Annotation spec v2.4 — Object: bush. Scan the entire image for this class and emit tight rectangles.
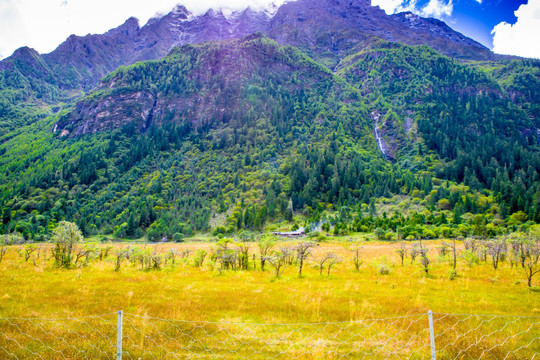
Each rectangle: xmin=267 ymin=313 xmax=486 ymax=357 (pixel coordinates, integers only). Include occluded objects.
xmin=193 ymin=249 xmax=207 ymax=267
xmin=50 ymin=221 xmax=84 ymax=268
xmin=173 ymin=233 xmax=184 ymax=242
xmin=378 ymin=264 xmax=390 ymax=275
xmin=317 ymin=234 xmax=327 ymax=242
xmin=146 ymin=229 xmax=160 ymax=242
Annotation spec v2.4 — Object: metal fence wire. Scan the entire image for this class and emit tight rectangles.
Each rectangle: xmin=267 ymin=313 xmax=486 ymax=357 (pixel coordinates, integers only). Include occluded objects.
xmin=0 ymin=311 xmax=539 ymax=359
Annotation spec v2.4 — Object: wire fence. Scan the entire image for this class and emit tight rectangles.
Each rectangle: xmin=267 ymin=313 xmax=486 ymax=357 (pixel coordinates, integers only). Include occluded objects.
xmin=1 ymin=311 xmax=539 ymax=359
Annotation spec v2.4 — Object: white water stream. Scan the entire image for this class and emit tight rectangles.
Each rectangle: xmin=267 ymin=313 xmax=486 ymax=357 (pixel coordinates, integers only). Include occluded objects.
xmin=374 ymin=124 xmax=387 ymax=159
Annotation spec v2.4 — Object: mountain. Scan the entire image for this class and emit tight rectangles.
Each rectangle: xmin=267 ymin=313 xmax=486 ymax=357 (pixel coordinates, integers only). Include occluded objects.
xmin=0 ymin=0 xmax=491 ymax=94
xmin=267 ymin=0 xmax=492 ymax=67
xmin=0 ymin=1 xmax=538 ymax=241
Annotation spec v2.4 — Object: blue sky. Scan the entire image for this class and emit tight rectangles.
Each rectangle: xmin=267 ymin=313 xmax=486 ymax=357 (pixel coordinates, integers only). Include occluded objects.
xmin=449 ymin=0 xmax=527 ymax=48
xmin=0 ymin=0 xmax=538 ymax=59
xmin=372 ymin=0 xmax=539 ymax=58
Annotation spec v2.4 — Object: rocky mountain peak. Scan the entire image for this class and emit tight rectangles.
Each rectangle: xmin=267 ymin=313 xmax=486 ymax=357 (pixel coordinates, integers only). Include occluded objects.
xmin=0 ymin=0 xmax=498 ymax=93
xmin=107 ymin=17 xmax=141 ymax=37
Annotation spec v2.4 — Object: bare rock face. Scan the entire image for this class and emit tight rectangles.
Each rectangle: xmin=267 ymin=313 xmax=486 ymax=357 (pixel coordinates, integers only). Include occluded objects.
xmin=58 ymin=91 xmax=157 ymax=136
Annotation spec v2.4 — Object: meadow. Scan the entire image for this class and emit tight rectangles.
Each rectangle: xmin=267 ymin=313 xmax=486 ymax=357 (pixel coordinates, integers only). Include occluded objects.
xmin=1 ymin=237 xmax=539 ymax=358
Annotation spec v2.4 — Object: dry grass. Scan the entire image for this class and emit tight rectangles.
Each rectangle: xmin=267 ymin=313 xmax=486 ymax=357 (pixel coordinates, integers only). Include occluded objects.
xmin=0 ymin=239 xmax=539 ymax=358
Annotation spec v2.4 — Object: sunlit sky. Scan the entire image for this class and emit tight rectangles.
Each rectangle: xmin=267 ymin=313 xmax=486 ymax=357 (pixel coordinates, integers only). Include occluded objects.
xmin=0 ymin=0 xmax=538 ymax=60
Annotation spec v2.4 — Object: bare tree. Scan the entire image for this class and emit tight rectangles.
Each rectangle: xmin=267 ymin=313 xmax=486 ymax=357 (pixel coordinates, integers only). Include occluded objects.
xmin=442 ymin=239 xmax=458 ymax=272
xmin=395 ymin=243 xmax=407 ymax=266
xmin=295 ymin=241 xmax=316 ymax=277
xmin=410 ymin=243 xmax=421 ymax=264
xmin=99 ymin=245 xmax=113 ymax=261
xmin=511 ymin=230 xmax=540 ymax=287
xmin=264 ymin=248 xmax=291 ymax=278
xmin=180 ymin=249 xmax=192 ymax=260
xmin=477 ymin=242 xmax=488 ymax=263
xmin=508 ymin=233 xmax=528 ymax=269
xmin=317 ymin=252 xmax=340 ymax=276
xmin=74 ymin=242 xmax=99 ymax=267
xmin=345 ymin=240 xmax=364 ymax=271
xmin=151 ymin=252 xmax=163 ymax=270
xmin=487 ymin=239 xmax=506 ymax=270
xmin=419 ymin=245 xmax=430 ymax=275
xmin=283 ymin=246 xmax=296 ymax=266
xmin=0 ymin=244 xmax=7 ymax=264
xmin=464 ymin=238 xmax=477 ymax=253
xmin=437 ymin=243 xmax=449 ymax=257
xmin=326 ymin=253 xmax=342 ymax=276
xmin=523 ymin=238 xmax=540 ymax=287
xmin=165 ymin=249 xmax=179 ymax=266
xmin=257 ymin=235 xmax=275 ymax=271
xmin=114 ymin=248 xmax=130 ymax=271
xmin=20 ymin=244 xmax=38 ymax=262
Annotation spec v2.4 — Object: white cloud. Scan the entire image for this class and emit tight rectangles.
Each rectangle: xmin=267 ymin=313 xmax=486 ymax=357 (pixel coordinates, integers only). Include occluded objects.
xmin=492 ymin=0 xmax=540 ymax=59
xmin=371 ymin=0 xmax=407 ymax=13
xmin=419 ymin=0 xmax=452 ymax=19
xmin=0 ymin=0 xmax=287 ymax=59
xmin=371 ymin=0 xmax=452 ymax=20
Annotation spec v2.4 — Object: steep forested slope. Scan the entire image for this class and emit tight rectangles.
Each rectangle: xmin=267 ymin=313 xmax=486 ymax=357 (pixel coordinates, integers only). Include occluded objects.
xmin=0 ymin=34 xmax=538 ymax=241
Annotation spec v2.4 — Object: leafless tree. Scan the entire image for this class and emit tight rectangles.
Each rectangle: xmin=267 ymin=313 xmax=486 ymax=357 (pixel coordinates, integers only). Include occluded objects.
xmin=395 ymin=243 xmax=407 ymax=266
xmin=523 ymin=238 xmax=540 ymax=287
xmin=437 ymin=243 xmax=449 ymax=257
xmin=487 ymin=239 xmax=506 ymax=270
xmin=295 ymin=241 xmax=316 ymax=277
xmin=114 ymin=248 xmax=130 ymax=271
xmin=74 ymin=243 xmax=99 ymax=267
xmin=326 ymin=253 xmax=342 ymax=276
xmin=464 ymin=238 xmax=477 ymax=253
xmin=165 ymin=249 xmax=179 ymax=266
xmin=20 ymin=244 xmax=38 ymax=262
xmin=151 ymin=252 xmax=163 ymax=270
xmin=257 ymin=235 xmax=275 ymax=271
xmin=0 ymin=241 xmax=7 ymax=264
xmin=100 ymin=245 xmax=113 ymax=261
xmin=419 ymin=246 xmax=430 ymax=275
xmin=345 ymin=240 xmax=364 ymax=271
xmin=442 ymin=239 xmax=458 ymax=272
xmin=477 ymin=242 xmax=488 ymax=263
xmin=410 ymin=243 xmax=421 ymax=264
xmin=264 ymin=247 xmax=291 ymax=278
xmin=283 ymin=246 xmax=296 ymax=266
xmin=508 ymin=234 xmax=528 ymax=269
xmin=317 ymin=252 xmax=340 ymax=276
xmin=180 ymin=249 xmax=192 ymax=260
xmin=511 ymin=230 xmax=540 ymax=287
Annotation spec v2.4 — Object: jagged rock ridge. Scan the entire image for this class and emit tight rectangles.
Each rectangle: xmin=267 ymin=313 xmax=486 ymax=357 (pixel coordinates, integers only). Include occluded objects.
xmin=0 ymin=0 xmax=492 ymax=93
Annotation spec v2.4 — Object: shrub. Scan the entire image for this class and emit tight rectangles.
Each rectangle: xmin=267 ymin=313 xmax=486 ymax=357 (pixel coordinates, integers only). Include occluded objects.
xmin=173 ymin=233 xmax=184 ymax=242
xmin=50 ymin=221 xmax=84 ymax=268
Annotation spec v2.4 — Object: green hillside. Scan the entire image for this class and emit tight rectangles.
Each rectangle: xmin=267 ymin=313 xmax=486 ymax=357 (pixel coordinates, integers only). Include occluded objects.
xmin=0 ymin=35 xmax=539 ymax=241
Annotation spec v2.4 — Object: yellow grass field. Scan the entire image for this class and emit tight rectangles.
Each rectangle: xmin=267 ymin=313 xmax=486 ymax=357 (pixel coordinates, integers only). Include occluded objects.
xmin=1 ymin=239 xmax=539 ymax=359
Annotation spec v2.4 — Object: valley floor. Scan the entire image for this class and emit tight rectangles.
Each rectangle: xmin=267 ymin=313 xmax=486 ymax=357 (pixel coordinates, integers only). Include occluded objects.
xmin=0 ymin=239 xmax=539 ymax=358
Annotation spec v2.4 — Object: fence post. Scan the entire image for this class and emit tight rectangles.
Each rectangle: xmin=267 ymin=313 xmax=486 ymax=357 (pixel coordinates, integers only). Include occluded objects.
xmin=116 ymin=310 xmax=123 ymax=360
xmin=428 ymin=310 xmax=436 ymax=360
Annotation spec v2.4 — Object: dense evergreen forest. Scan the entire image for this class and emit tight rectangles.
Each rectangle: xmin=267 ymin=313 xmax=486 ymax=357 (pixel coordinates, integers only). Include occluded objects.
xmin=0 ymin=35 xmax=539 ymax=241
